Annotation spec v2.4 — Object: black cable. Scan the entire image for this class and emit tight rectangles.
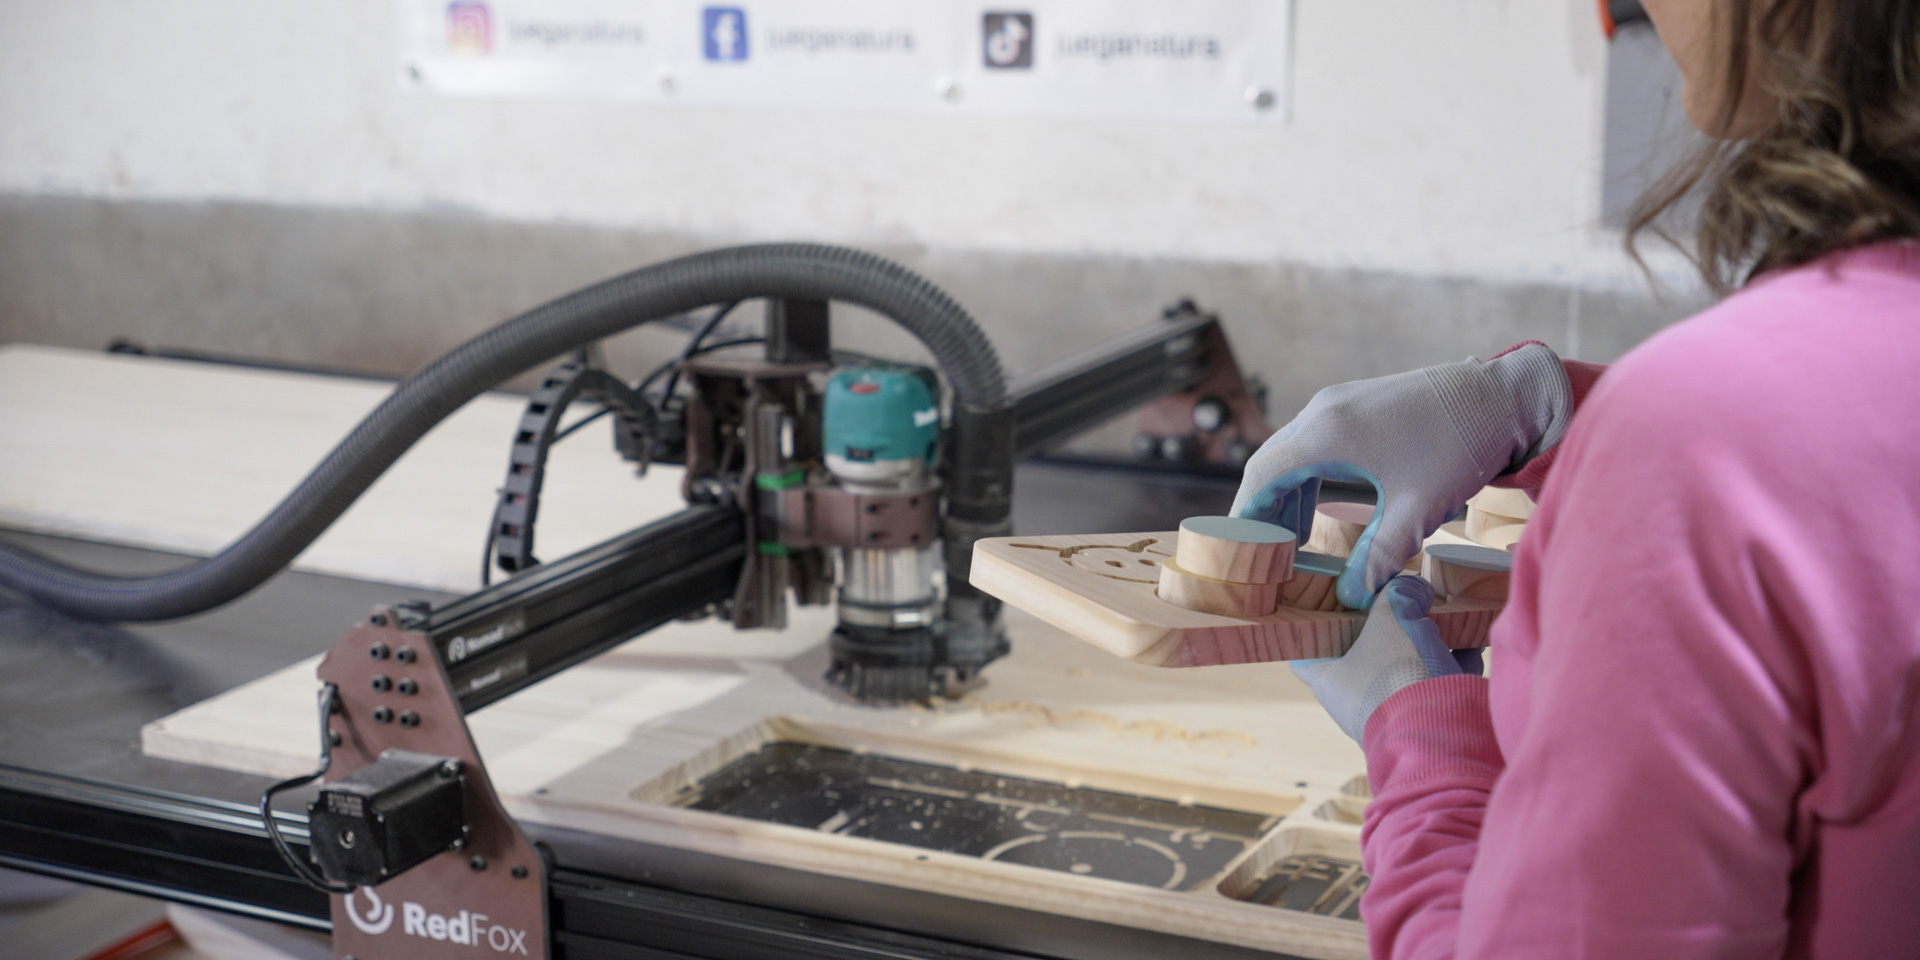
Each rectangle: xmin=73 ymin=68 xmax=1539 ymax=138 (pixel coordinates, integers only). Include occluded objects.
xmin=481 ymin=314 xmax=753 ymax=587
xmin=656 ymin=300 xmax=742 ymax=404
xmin=0 ymin=244 xmax=1008 ymax=621
xmin=551 ymin=335 xmax=768 ymax=447
xmin=259 ymin=683 xmax=355 ymax=894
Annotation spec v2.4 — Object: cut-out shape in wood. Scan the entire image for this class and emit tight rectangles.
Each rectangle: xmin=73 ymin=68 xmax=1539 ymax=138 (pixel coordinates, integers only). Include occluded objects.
xmin=973 ymin=517 xmax=1501 ymax=668
xmin=1153 ymin=518 xmax=1295 ymax=618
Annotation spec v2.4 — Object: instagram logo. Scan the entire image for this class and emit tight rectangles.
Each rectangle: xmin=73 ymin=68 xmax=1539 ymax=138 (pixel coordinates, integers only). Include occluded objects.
xmin=447 ymin=0 xmax=492 ymax=55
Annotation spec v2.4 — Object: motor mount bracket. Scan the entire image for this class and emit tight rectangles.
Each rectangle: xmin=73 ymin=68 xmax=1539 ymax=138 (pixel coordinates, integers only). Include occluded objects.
xmin=317 ymin=610 xmax=549 ymax=960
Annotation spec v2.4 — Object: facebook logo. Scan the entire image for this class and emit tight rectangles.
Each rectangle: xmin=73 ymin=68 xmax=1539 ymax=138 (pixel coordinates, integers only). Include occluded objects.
xmin=703 ymin=7 xmax=749 ymax=62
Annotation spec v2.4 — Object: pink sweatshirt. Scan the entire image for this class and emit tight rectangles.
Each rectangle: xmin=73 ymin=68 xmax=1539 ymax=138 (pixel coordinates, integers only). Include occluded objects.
xmin=1360 ymin=241 xmax=1920 ymax=959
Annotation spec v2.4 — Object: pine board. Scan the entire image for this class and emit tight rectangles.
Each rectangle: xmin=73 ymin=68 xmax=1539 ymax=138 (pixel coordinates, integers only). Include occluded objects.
xmin=971 ymin=533 xmax=1501 ymax=668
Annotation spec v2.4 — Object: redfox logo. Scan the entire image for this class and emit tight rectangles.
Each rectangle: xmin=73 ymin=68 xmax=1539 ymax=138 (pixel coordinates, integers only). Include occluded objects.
xmin=344 ymin=887 xmax=529 ymax=954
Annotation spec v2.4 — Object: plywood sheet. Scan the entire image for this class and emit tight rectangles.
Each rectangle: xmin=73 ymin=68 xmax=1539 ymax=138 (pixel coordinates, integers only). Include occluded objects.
xmin=143 ymin=605 xmax=1376 ymax=959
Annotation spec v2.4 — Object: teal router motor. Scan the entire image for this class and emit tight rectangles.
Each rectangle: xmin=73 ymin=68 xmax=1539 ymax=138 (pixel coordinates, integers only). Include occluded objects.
xmin=822 ymin=367 xmax=946 ymax=697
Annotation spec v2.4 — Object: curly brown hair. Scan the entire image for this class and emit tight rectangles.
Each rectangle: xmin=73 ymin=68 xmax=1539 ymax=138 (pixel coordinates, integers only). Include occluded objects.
xmin=1630 ymin=0 xmax=1920 ymax=294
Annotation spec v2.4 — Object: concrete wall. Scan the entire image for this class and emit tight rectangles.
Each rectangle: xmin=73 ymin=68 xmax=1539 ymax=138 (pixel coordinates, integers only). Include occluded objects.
xmin=0 ymin=1 xmax=1710 ymax=445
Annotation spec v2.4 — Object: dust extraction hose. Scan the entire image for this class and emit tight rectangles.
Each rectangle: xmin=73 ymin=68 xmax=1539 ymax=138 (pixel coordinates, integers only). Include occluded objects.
xmin=0 ymin=244 xmax=1009 ymax=622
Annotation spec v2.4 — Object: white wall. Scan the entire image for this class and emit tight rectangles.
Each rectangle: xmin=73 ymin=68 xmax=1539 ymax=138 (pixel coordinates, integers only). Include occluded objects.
xmin=0 ymin=1 xmax=1679 ymax=290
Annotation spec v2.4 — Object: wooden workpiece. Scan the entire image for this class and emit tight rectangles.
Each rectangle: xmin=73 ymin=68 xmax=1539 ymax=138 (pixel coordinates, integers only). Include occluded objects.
xmin=1304 ymin=502 xmax=1373 ymax=559
xmin=971 ymin=520 xmax=1501 ymax=669
xmin=1174 ymin=516 xmax=1296 ymax=582
xmin=1422 ymin=543 xmax=1513 ymax=601
xmin=1154 ymin=517 xmax=1294 ymax=618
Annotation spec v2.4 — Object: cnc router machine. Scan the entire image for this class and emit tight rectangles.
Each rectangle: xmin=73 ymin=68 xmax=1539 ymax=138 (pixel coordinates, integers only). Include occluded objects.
xmin=0 ymin=246 xmax=1407 ymax=960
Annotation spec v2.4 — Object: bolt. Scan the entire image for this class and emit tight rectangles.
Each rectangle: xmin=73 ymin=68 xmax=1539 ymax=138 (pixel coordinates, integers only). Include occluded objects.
xmin=398 ymin=710 xmax=420 ymax=728
xmin=372 ymin=706 xmax=393 ymax=724
xmin=369 ymin=643 xmax=390 ymax=661
xmin=440 ymin=760 xmax=462 ymax=779
xmin=395 ymin=647 xmax=418 ymax=665
xmin=397 ymin=678 xmax=418 ymax=696
xmin=1192 ymin=397 xmax=1230 ymax=434
xmin=511 ymin=865 xmax=529 ymax=879
xmin=370 ymin=613 xmax=388 ymax=627
xmin=451 ymin=838 xmax=466 ymax=850
xmin=470 ymin=855 xmax=487 ymax=871
xmin=371 ymin=675 xmax=392 ymax=693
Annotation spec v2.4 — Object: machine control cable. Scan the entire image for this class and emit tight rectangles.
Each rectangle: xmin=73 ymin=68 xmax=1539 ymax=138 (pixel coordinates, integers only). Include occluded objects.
xmin=257 ymin=682 xmax=356 ymax=895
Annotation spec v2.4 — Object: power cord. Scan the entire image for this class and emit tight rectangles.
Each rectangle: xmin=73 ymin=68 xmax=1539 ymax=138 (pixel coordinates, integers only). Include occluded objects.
xmin=258 ymin=682 xmax=356 ymax=894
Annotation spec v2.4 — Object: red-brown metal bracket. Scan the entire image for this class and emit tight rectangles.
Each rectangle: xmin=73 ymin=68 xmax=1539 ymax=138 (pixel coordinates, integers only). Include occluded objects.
xmin=318 ymin=609 xmax=548 ymax=960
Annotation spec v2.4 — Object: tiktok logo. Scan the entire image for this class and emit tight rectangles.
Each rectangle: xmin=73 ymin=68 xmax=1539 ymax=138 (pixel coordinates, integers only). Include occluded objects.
xmin=703 ymin=6 xmax=749 ymax=62
xmin=345 ymin=887 xmax=395 ymax=935
xmin=983 ymin=12 xmax=1033 ymax=69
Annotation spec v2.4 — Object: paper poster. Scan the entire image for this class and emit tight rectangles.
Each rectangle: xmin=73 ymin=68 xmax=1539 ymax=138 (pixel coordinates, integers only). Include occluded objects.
xmin=398 ymin=0 xmax=1293 ymax=123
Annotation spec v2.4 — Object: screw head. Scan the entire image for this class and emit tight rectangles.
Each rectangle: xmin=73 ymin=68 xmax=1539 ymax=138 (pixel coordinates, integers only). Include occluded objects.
xmin=395 ymin=647 xmax=418 ymax=665
xmin=328 ymin=730 xmax=342 ymax=747
xmin=440 ymin=760 xmax=462 ymax=779
xmin=370 ymin=613 xmax=389 ymax=627
xmin=397 ymin=678 xmax=418 ymax=696
xmin=369 ymin=643 xmax=390 ymax=661
xmin=1192 ymin=397 xmax=1231 ymax=434
xmin=470 ymin=855 xmax=487 ymax=871
xmin=398 ymin=710 xmax=420 ymax=728
xmin=371 ymin=675 xmax=392 ymax=693
xmin=372 ymin=706 xmax=394 ymax=724
xmin=511 ymin=865 xmax=529 ymax=879
xmin=1246 ymin=86 xmax=1277 ymax=111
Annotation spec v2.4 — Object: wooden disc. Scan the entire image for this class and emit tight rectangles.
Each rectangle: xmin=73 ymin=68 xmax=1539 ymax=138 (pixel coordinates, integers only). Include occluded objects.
xmin=1305 ymin=501 xmax=1373 ymax=558
xmin=1173 ymin=517 xmax=1296 ymax=584
xmin=1422 ymin=543 xmax=1513 ymax=601
xmin=1156 ymin=557 xmax=1282 ymax=618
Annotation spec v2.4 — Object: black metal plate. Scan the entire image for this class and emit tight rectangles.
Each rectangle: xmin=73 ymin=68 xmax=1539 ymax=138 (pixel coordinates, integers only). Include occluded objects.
xmin=674 ymin=743 xmax=1276 ymax=893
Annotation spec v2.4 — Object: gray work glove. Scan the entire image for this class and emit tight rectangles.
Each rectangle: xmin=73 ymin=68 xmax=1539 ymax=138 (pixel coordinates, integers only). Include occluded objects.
xmin=1291 ymin=576 xmax=1484 ymax=742
xmin=1231 ymin=344 xmax=1571 ymax=609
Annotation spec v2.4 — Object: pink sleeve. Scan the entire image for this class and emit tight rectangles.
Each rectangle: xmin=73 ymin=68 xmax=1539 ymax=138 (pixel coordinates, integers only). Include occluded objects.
xmin=1359 ymin=678 xmax=1502 ymax=960
xmin=1358 ymin=342 xmax=1812 ymax=959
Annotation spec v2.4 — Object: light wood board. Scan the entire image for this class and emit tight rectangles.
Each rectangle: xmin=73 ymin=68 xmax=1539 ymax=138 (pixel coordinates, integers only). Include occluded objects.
xmin=145 ymin=607 xmax=1376 ymax=959
xmin=0 ymin=344 xmax=682 ymax=594
xmin=971 ymin=533 xmax=1501 ymax=668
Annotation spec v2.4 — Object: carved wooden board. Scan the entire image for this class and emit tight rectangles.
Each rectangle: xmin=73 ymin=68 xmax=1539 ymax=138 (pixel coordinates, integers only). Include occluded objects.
xmin=970 ymin=533 xmax=1501 ymax=668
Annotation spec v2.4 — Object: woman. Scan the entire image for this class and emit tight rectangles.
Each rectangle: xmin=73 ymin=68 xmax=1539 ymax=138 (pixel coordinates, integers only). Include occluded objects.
xmin=1234 ymin=1 xmax=1920 ymax=956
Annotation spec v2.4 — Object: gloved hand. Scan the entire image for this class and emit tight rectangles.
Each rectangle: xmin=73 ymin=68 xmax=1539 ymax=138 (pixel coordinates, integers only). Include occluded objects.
xmin=1291 ymin=576 xmax=1484 ymax=742
xmin=1232 ymin=343 xmax=1571 ymax=609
